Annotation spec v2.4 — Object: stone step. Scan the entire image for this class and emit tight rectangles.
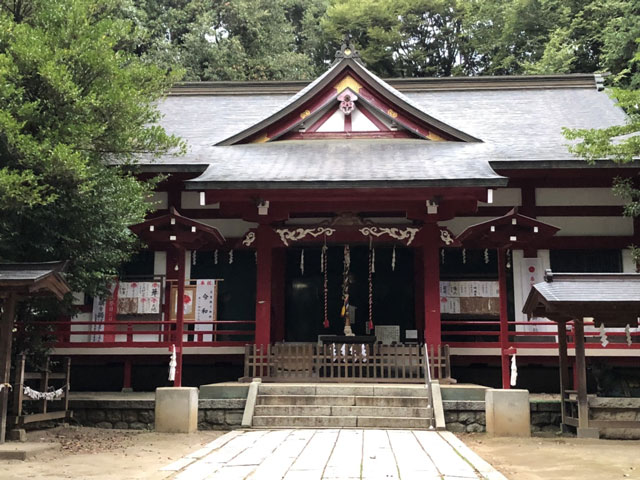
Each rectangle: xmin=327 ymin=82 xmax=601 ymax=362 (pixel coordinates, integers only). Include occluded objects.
xmin=252 ymin=415 xmax=357 ymax=428
xmin=256 ymin=394 xmax=428 ymax=407
xmin=257 ymin=383 xmax=428 ymax=397
xmin=251 ymin=415 xmax=433 ymax=429
xmin=354 ymin=395 xmax=427 ymax=407
xmin=254 ymin=405 xmax=332 ymax=416
xmin=330 ymin=406 xmax=432 ymax=418
xmin=253 ymin=405 xmax=433 ymax=418
xmin=256 ymin=395 xmax=356 ymax=406
xmin=356 ymin=416 xmax=433 ymax=429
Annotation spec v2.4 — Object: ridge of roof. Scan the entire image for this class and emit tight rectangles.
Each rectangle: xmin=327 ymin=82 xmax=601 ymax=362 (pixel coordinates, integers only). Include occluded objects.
xmin=169 ymin=73 xmax=599 ymax=96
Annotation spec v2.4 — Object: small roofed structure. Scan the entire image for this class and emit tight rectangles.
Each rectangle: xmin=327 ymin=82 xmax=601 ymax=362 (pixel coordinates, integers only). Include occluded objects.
xmin=129 ymin=207 xmax=225 ymax=387
xmin=0 ymin=261 xmax=71 ymax=443
xmin=523 ymin=270 xmax=640 ymax=438
xmin=457 ymin=209 xmax=560 ymax=389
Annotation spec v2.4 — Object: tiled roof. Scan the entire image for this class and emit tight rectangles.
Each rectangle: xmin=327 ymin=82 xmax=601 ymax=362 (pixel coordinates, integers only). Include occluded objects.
xmin=186 ymin=139 xmax=506 ymax=189
xmin=532 ymin=273 xmax=640 ymax=303
xmin=137 ymin=71 xmax=630 ymax=186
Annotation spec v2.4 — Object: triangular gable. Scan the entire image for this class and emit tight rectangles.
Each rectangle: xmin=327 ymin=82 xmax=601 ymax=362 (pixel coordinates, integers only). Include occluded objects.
xmin=217 ymin=44 xmax=480 ymax=145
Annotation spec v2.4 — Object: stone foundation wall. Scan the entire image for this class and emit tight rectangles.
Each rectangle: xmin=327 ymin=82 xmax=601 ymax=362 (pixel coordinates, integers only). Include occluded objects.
xmin=443 ymin=401 xmax=486 ymax=433
xmin=530 ymin=400 xmax=562 ymax=433
xmin=444 ymin=399 xmax=561 ymax=434
xmin=68 ymin=398 xmax=245 ymax=430
xmin=590 ymin=397 xmax=640 ymax=440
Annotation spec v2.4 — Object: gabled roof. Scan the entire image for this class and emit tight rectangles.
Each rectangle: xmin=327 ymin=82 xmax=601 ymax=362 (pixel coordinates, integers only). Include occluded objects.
xmin=0 ymin=261 xmax=71 ymax=300
xmin=129 ymin=207 xmax=225 ymax=250
xmin=523 ymin=270 xmax=640 ymax=326
xmin=217 ymin=46 xmax=480 ymax=145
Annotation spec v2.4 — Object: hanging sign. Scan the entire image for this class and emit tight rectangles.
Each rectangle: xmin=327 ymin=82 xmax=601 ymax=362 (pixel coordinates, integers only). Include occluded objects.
xmin=194 ymin=280 xmax=218 ymax=342
xmin=518 ymin=258 xmax=549 ymax=332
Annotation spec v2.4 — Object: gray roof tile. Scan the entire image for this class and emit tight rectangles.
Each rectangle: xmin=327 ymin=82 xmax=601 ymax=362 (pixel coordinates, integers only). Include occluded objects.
xmin=142 ymin=77 xmax=628 ymax=185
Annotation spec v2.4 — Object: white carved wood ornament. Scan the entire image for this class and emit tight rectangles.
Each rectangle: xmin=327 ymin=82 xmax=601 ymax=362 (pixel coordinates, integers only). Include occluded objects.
xmin=275 ymin=227 xmax=337 ymax=246
xmin=358 ymin=226 xmax=420 ymax=246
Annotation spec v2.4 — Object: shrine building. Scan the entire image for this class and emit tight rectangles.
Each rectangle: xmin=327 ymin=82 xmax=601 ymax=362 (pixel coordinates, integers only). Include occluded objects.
xmin=53 ymin=43 xmax=640 ymax=391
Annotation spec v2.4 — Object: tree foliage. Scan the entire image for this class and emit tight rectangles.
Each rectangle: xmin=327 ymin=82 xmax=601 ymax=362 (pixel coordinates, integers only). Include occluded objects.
xmin=0 ymin=0 xmax=183 ymax=296
xmin=135 ymin=0 xmax=324 ymax=80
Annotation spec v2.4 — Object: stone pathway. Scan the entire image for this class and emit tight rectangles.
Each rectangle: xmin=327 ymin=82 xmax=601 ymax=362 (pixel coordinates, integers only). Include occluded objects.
xmin=162 ymin=429 xmax=508 ymax=480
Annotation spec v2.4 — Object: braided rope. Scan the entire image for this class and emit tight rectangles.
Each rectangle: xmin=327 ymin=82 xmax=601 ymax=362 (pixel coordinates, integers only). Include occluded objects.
xmin=323 ymin=245 xmax=329 ymax=328
xmin=368 ymin=243 xmax=373 ymax=332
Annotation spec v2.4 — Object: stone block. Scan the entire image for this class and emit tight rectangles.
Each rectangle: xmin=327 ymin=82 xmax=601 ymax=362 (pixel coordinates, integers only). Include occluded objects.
xmin=458 ymin=411 xmax=477 ymax=425
xmin=155 ymin=387 xmax=198 ymax=433
xmin=122 ymin=410 xmax=138 ymax=423
xmin=485 ymin=389 xmax=530 ymax=437
xmin=87 ymin=410 xmax=106 ymax=423
xmin=205 ymin=410 xmax=225 ymax=424
xmin=577 ymin=427 xmax=599 ymax=439
xmin=8 ymin=429 xmax=26 ymax=442
xmin=466 ymin=423 xmax=484 ymax=433
xmin=129 ymin=422 xmax=148 ymax=430
xmin=447 ymin=422 xmax=466 ymax=433
xmin=95 ymin=422 xmax=113 ymax=429
xmin=105 ymin=410 xmax=122 ymax=422
xmin=113 ymin=422 xmax=129 ymax=429
xmin=225 ymin=411 xmax=243 ymax=426
xmin=138 ymin=410 xmax=154 ymax=424
xmin=199 ymin=382 xmax=249 ymax=399
xmin=199 ymin=399 xmax=246 ymax=409
xmin=444 ymin=412 xmax=458 ymax=422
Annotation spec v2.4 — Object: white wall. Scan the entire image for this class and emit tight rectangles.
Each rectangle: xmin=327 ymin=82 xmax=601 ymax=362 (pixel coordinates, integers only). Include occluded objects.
xmin=537 ymin=216 xmax=633 ymax=236
xmin=536 ymin=188 xmax=627 ymax=206
xmin=478 ymin=188 xmax=522 ymax=207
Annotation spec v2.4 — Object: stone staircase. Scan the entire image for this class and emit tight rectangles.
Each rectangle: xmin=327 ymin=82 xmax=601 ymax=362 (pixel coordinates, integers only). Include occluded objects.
xmin=251 ymin=383 xmax=435 ymax=429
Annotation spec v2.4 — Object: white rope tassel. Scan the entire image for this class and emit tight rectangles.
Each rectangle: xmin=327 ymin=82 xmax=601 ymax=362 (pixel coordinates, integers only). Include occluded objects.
xmin=228 ymin=249 xmax=234 ymax=264
xmin=462 ymin=248 xmax=466 ymax=264
xmin=168 ymin=344 xmax=177 ymax=382
xmin=484 ymin=248 xmax=490 ymax=264
xmin=392 ymin=245 xmax=396 ymax=271
xmin=214 ymin=249 xmax=218 ymax=265
xmin=510 ymin=354 xmax=518 ymax=387
xmin=320 ymin=247 xmax=324 ymax=273
xmin=626 ymin=324 xmax=633 ymax=346
xmin=192 ymin=250 xmax=197 ymax=266
xmin=300 ymin=249 xmax=305 ymax=275
xmin=599 ymin=323 xmax=609 ymax=348
xmin=441 ymin=249 xmax=445 ymax=264
xmin=371 ymin=247 xmax=376 ymax=273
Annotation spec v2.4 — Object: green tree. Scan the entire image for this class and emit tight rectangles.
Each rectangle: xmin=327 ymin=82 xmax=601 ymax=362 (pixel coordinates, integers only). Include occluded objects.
xmin=0 ymin=0 xmax=183 ymax=297
xmin=322 ymin=0 xmax=472 ymax=77
xmin=136 ymin=0 xmax=322 ymax=80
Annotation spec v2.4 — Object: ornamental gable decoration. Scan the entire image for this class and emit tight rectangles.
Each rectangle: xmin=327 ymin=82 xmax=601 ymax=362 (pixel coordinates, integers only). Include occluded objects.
xmin=217 ymin=41 xmax=479 ymax=145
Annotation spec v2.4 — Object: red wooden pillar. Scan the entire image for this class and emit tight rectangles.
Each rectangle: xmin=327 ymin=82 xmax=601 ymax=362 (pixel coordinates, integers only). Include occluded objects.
xmin=255 ymin=224 xmax=273 ymax=347
xmin=271 ymin=248 xmax=286 ymax=343
xmin=174 ymin=247 xmax=186 ymax=387
xmin=498 ymin=247 xmax=510 ymax=389
xmin=423 ymin=224 xmax=441 ymax=347
xmin=414 ymin=248 xmax=425 ymax=338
